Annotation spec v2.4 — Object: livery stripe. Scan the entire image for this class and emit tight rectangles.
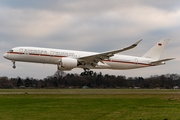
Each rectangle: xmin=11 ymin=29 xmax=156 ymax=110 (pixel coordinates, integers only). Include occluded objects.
xmin=6 ymin=52 xmax=154 ymax=66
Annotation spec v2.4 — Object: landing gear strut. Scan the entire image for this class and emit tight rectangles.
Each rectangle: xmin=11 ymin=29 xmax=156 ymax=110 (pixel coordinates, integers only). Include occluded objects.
xmin=12 ymin=61 xmax=16 ymax=69
xmin=80 ymin=69 xmax=93 ymax=76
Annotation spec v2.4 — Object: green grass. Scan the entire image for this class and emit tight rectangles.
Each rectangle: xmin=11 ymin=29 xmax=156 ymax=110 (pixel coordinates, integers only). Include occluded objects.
xmin=0 ymin=89 xmax=180 ymax=120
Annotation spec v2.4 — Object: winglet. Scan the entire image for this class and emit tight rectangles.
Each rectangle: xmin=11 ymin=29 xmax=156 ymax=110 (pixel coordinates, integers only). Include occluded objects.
xmin=133 ymin=39 xmax=142 ymax=47
xmin=122 ymin=39 xmax=142 ymax=51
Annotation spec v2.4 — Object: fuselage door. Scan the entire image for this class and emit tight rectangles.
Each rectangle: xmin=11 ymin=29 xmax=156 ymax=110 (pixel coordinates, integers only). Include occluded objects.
xmin=134 ymin=58 xmax=138 ymax=65
xmin=19 ymin=48 xmax=23 ymax=55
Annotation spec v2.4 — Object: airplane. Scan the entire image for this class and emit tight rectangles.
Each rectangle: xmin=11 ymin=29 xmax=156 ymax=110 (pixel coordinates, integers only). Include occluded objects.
xmin=3 ymin=39 xmax=175 ymax=76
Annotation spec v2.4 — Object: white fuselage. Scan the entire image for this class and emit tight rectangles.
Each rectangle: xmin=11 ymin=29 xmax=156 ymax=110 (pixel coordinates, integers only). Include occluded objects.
xmin=3 ymin=47 xmax=155 ymax=70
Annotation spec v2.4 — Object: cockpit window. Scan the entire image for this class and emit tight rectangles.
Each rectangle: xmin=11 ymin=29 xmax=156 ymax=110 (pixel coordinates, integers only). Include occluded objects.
xmin=9 ymin=50 xmax=13 ymax=53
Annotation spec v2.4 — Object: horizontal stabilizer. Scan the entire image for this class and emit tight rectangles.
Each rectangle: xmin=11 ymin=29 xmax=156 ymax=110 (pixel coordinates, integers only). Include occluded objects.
xmin=150 ymin=58 xmax=175 ymax=65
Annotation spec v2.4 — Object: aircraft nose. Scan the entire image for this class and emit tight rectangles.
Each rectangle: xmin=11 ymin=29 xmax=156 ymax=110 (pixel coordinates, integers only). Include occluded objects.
xmin=3 ymin=53 xmax=7 ymax=59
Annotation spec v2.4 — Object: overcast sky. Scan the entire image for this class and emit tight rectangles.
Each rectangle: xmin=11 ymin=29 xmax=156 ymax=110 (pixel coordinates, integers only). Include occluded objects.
xmin=0 ymin=0 xmax=179 ymax=79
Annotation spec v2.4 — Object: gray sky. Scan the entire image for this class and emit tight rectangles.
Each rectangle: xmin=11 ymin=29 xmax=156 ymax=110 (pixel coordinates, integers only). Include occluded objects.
xmin=0 ymin=0 xmax=179 ymax=79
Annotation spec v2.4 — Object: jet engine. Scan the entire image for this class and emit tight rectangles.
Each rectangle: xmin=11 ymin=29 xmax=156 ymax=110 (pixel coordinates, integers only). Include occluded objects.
xmin=57 ymin=57 xmax=78 ymax=70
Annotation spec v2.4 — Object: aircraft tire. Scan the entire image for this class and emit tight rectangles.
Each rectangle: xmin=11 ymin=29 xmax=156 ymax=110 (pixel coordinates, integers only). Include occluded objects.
xmin=80 ymin=72 xmax=85 ymax=76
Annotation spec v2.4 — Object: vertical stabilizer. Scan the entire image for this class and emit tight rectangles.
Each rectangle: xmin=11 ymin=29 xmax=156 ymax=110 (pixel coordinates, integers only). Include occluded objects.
xmin=142 ymin=39 xmax=169 ymax=60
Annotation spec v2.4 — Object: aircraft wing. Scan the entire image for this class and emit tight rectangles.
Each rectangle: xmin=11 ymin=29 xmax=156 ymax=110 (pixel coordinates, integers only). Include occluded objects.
xmin=78 ymin=40 xmax=142 ymax=66
xmin=150 ymin=58 xmax=175 ymax=65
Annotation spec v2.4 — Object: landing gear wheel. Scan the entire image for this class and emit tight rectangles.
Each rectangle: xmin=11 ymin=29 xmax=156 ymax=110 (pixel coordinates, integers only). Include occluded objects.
xmin=12 ymin=61 xmax=16 ymax=69
xmin=89 ymin=71 xmax=93 ymax=75
xmin=13 ymin=65 xmax=16 ymax=69
xmin=80 ymin=72 xmax=85 ymax=76
xmin=80 ymin=69 xmax=94 ymax=76
xmin=84 ymin=71 xmax=89 ymax=75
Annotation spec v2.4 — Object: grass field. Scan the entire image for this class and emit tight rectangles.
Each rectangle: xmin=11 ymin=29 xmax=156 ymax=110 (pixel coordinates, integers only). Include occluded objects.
xmin=0 ymin=89 xmax=180 ymax=120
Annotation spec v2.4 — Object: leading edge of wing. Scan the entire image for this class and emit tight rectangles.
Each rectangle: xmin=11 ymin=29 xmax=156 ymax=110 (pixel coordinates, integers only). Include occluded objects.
xmin=104 ymin=39 xmax=142 ymax=56
xmin=78 ymin=39 xmax=142 ymax=62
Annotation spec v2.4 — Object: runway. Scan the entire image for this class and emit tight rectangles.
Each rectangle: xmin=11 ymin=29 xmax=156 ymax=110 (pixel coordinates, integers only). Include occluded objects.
xmin=1 ymin=89 xmax=180 ymax=95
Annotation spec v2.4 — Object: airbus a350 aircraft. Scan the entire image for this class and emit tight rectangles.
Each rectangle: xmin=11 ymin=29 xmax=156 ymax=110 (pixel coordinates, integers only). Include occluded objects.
xmin=3 ymin=39 xmax=174 ymax=76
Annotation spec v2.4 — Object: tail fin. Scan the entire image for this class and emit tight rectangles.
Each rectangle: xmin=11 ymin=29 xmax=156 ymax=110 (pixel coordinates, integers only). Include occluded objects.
xmin=142 ymin=39 xmax=169 ymax=60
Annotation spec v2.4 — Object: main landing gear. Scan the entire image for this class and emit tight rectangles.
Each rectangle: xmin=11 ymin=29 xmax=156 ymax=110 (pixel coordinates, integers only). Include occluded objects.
xmin=80 ymin=69 xmax=93 ymax=76
xmin=12 ymin=61 xmax=16 ymax=69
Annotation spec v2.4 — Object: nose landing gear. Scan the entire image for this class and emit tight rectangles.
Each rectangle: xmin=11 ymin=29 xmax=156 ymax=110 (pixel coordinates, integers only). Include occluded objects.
xmin=12 ymin=61 xmax=16 ymax=69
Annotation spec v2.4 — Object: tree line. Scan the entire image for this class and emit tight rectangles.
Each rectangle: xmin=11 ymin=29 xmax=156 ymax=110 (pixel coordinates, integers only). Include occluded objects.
xmin=0 ymin=72 xmax=180 ymax=89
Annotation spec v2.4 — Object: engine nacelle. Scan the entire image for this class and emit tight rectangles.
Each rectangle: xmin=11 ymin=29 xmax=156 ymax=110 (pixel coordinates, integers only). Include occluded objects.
xmin=57 ymin=57 xmax=78 ymax=70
